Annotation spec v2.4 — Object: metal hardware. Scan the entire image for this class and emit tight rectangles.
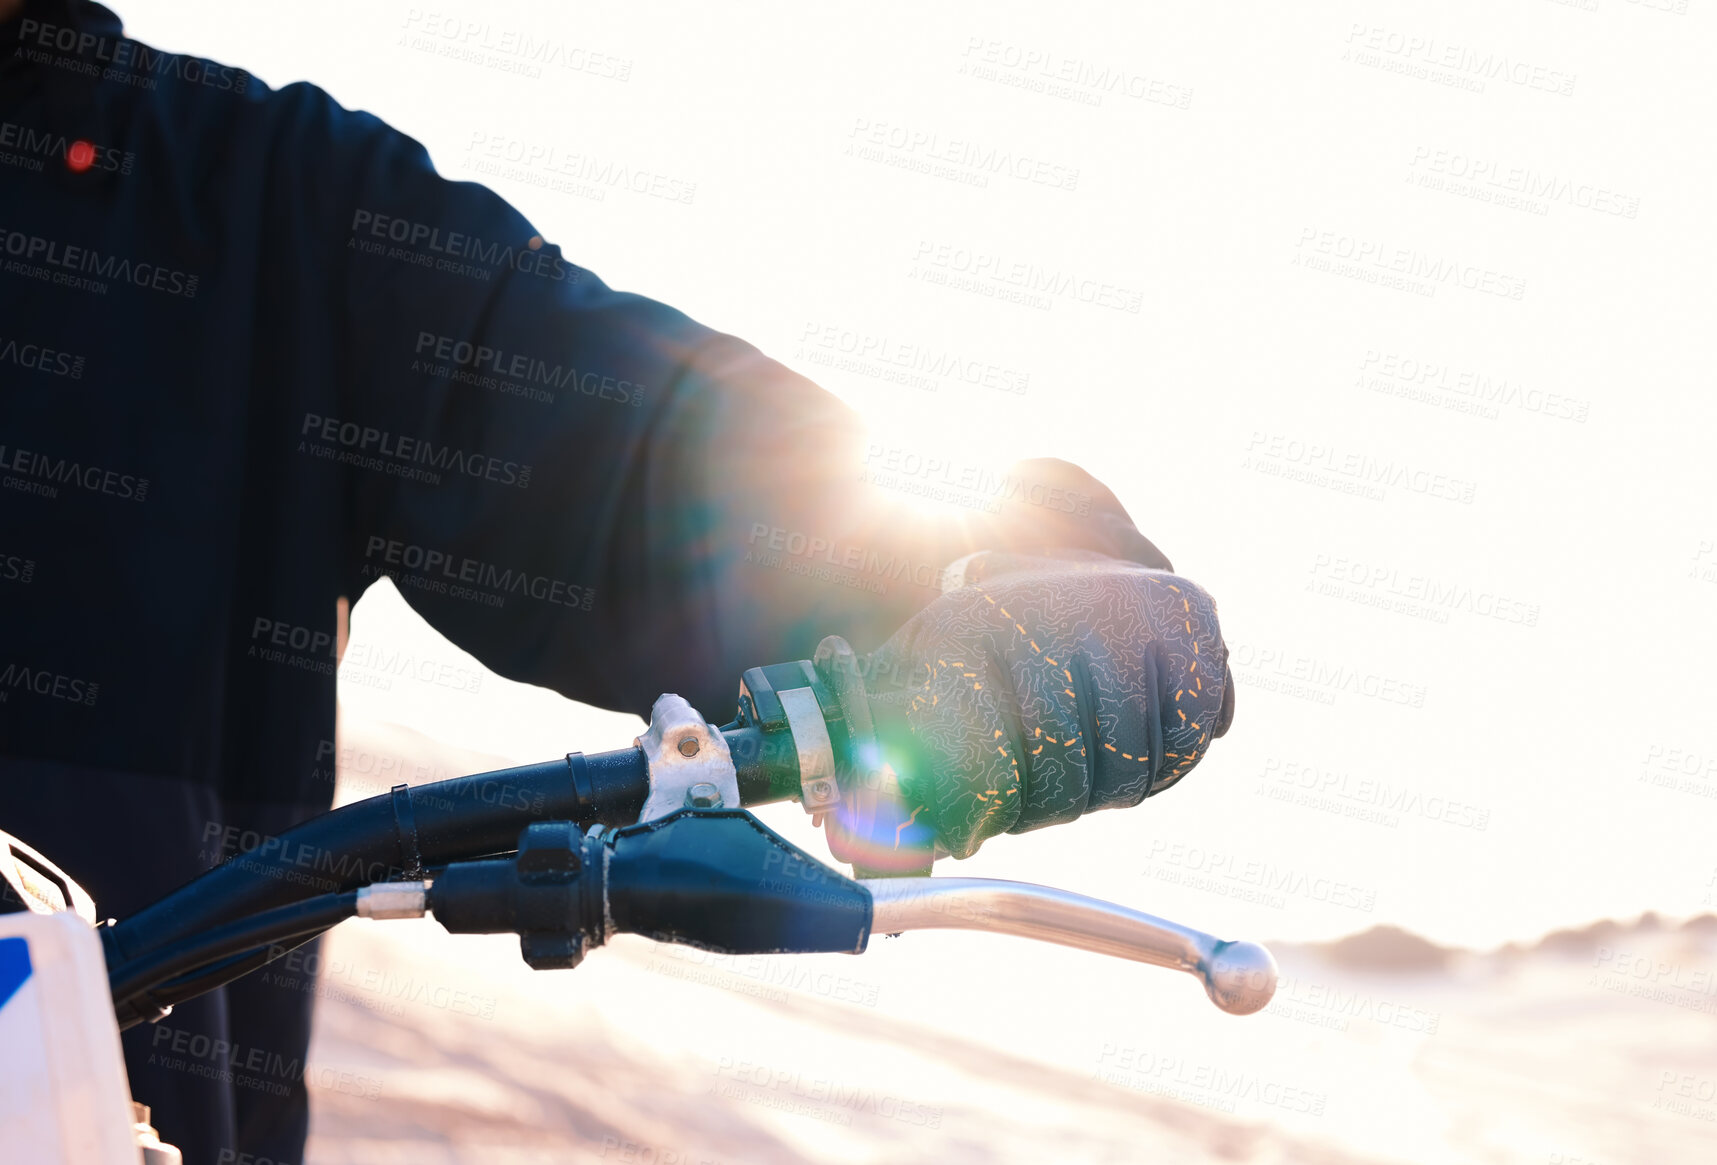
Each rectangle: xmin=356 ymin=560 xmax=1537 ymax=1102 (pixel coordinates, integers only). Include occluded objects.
xmin=779 ymin=686 xmax=840 ymax=812
xmin=636 ymin=694 xmax=738 ymax=823
xmin=356 ymin=881 xmax=429 ymax=920
xmin=862 ymin=877 xmax=1277 ymax=1016
xmin=684 ymin=782 xmax=723 ymax=808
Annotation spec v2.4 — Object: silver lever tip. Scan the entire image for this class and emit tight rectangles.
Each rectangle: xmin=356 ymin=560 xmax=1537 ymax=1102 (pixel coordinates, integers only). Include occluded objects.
xmin=1202 ymin=939 xmax=1277 ymax=1016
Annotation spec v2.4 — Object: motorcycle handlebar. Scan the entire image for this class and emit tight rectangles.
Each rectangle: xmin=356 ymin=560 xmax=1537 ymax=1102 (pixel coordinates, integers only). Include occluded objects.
xmin=104 ymin=728 xmax=803 ymax=1022
xmin=105 ymin=644 xmax=875 ymax=996
xmin=102 ymin=659 xmax=1277 ymax=1024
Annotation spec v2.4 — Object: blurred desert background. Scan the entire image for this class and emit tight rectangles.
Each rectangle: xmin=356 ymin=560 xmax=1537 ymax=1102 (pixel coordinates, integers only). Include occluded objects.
xmin=303 ymin=904 xmax=1717 ymax=1165
xmin=295 ymin=593 xmax=1717 ymax=1165
xmin=107 ymin=0 xmax=1717 ymax=1160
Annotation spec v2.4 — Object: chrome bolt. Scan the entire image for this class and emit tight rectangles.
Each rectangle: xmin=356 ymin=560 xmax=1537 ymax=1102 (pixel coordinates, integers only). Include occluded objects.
xmin=685 ymin=781 xmax=723 ymax=808
xmin=677 ymin=736 xmax=700 ymax=757
xmin=808 ymin=778 xmax=836 ymax=804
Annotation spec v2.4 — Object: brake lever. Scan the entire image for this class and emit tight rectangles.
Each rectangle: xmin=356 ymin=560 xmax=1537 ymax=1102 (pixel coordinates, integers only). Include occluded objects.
xmin=863 ymin=876 xmax=1277 ymax=1016
xmin=722 ymin=653 xmax=1278 ymax=1013
xmin=427 ymin=811 xmax=1275 ymax=1017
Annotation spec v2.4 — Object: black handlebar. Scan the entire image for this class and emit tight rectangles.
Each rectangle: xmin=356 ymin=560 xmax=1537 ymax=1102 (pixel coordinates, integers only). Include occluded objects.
xmin=103 ymin=724 xmax=816 ymax=1025
xmin=93 ymin=651 xmax=1282 ymax=1027
xmin=103 ymin=644 xmax=925 ymax=1025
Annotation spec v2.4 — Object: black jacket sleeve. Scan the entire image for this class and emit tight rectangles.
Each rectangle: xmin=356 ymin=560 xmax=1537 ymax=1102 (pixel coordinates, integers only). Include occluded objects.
xmin=302 ymin=96 xmax=1150 ymax=719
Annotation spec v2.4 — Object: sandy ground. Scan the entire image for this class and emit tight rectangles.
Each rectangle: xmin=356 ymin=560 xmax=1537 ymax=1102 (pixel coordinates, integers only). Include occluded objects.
xmin=299 ymin=722 xmax=1717 ymax=1165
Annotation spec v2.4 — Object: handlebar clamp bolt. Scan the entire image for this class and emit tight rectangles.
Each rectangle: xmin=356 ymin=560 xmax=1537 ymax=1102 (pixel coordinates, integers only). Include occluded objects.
xmin=684 ymin=781 xmax=724 ymax=809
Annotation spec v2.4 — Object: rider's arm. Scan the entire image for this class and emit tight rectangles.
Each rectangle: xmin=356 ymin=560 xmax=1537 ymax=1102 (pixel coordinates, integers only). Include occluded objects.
xmin=298 ymin=90 xmax=1152 ymax=718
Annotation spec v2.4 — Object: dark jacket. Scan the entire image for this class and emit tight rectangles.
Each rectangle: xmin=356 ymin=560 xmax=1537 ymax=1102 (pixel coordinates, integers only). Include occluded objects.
xmin=0 ymin=3 xmax=1157 ymax=1161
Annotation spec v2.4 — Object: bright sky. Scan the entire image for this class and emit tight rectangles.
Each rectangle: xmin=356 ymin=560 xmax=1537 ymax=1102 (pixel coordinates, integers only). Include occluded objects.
xmin=121 ymin=0 xmax=1717 ymax=949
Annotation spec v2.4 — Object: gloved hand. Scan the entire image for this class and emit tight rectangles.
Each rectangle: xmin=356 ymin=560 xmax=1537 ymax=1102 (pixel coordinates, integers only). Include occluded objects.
xmin=863 ymin=551 xmax=1234 ymax=859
